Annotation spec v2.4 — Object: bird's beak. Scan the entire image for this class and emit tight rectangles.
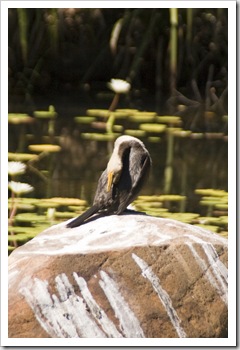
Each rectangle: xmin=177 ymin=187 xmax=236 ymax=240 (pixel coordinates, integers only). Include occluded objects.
xmin=107 ymin=171 xmax=113 ymax=192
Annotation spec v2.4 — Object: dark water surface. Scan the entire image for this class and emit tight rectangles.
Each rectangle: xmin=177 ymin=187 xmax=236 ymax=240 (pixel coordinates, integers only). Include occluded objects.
xmin=10 ymin=122 xmax=227 ymax=217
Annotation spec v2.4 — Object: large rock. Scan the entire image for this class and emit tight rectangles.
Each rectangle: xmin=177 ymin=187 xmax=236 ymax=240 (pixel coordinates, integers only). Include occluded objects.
xmin=8 ymin=213 xmax=228 ymax=338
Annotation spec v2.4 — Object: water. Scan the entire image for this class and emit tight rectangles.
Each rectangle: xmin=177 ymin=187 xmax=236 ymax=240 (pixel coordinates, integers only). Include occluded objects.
xmin=9 ymin=121 xmax=228 ymax=217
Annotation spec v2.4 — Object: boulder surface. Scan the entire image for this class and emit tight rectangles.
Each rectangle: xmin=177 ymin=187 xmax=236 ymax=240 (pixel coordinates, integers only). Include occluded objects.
xmin=8 ymin=213 xmax=228 ymax=338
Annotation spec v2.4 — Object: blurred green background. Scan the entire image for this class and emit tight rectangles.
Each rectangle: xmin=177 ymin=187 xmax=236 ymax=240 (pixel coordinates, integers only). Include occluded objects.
xmin=8 ymin=8 xmax=228 ymax=253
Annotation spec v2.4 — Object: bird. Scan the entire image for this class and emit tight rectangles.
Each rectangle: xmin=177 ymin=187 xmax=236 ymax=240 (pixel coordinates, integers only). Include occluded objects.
xmin=66 ymin=135 xmax=152 ymax=228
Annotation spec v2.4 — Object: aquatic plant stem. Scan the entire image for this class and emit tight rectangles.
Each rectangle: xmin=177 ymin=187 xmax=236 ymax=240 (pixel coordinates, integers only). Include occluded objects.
xmin=106 ymin=93 xmax=120 ymax=133
xmin=169 ymin=8 xmax=178 ymax=94
xmin=9 ymin=191 xmax=18 ymax=248
xmin=164 ymin=131 xmax=174 ymax=194
xmin=109 ymin=93 xmax=120 ymax=112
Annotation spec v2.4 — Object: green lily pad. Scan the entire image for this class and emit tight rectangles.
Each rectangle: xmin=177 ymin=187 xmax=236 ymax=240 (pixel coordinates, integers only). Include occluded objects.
xmin=68 ymin=205 xmax=87 ymax=212
xmin=124 ymin=130 xmax=146 ymax=137
xmin=158 ymin=195 xmax=186 ymax=202
xmin=81 ymin=133 xmax=121 ymax=141
xmin=44 ymin=197 xmax=88 ymax=206
xmin=33 ymin=109 xmax=57 ymax=119
xmin=214 ymin=203 xmax=228 ymax=210
xmin=156 ymin=116 xmax=182 ymax=125
xmin=113 ymin=125 xmax=124 ymax=132
xmin=74 ymin=116 xmax=96 ymax=124
xmin=129 ymin=112 xmax=156 ymax=123
xmin=14 ymin=213 xmax=47 ymax=224
xmin=14 ymin=198 xmax=40 ymax=205
xmin=8 ymin=226 xmax=37 ymax=234
xmin=8 ymin=233 xmax=29 ymax=242
xmin=35 ymin=201 xmax=60 ymax=209
xmin=158 ymin=212 xmax=199 ymax=223
xmin=202 ymin=196 xmax=228 ymax=203
xmin=8 ymin=152 xmax=38 ymax=161
xmin=8 ymin=113 xmax=34 ymax=124
xmin=8 ymin=202 xmax=35 ymax=211
xmin=28 ymin=144 xmax=61 ymax=153
xmin=8 ymin=246 xmax=15 ymax=253
xmin=195 ymin=189 xmax=228 ymax=197
xmin=139 ymin=123 xmax=166 ymax=133
xmin=112 ymin=111 xmax=130 ymax=119
xmin=87 ymin=109 xmax=110 ymax=118
xmin=54 ymin=212 xmax=77 ymax=219
xmin=145 ymin=208 xmax=169 ymax=216
xmin=147 ymin=136 xmax=161 ymax=143
xmin=193 ymin=224 xmax=219 ymax=233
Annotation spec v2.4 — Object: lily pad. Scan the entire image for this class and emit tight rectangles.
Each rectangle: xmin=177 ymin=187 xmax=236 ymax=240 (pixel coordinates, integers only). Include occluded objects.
xmin=158 ymin=195 xmax=186 ymax=202
xmin=8 ymin=226 xmax=37 ymax=234
xmin=81 ymin=133 xmax=121 ymax=141
xmin=54 ymin=212 xmax=77 ymax=219
xmin=87 ymin=109 xmax=110 ymax=118
xmin=8 ymin=233 xmax=29 ymax=242
xmin=28 ymin=144 xmax=61 ymax=153
xmin=33 ymin=109 xmax=57 ymax=119
xmin=129 ymin=112 xmax=156 ymax=123
xmin=124 ymin=130 xmax=146 ymax=137
xmin=145 ymin=208 xmax=169 ymax=216
xmin=68 ymin=205 xmax=87 ymax=212
xmin=156 ymin=116 xmax=182 ymax=125
xmin=113 ymin=125 xmax=124 ymax=132
xmin=8 ymin=152 xmax=38 ymax=161
xmin=14 ymin=213 xmax=47 ymax=224
xmin=115 ymin=109 xmax=139 ymax=115
xmin=8 ymin=113 xmax=34 ymax=124
xmin=193 ymin=224 xmax=219 ymax=233
xmin=8 ymin=246 xmax=15 ymax=253
xmin=214 ymin=203 xmax=228 ymax=210
xmin=74 ymin=116 xmax=96 ymax=124
xmin=147 ymin=136 xmax=161 ymax=143
xmin=139 ymin=123 xmax=166 ymax=133
xmin=195 ymin=189 xmax=228 ymax=197
xmin=44 ymin=197 xmax=88 ymax=206
xmin=158 ymin=212 xmax=200 ymax=223
xmin=8 ymin=202 xmax=35 ymax=211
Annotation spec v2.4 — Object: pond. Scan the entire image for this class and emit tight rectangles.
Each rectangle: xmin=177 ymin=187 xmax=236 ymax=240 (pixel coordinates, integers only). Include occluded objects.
xmin=8 ymin=112 xmax=228 ymax=253
xmin=9 ymin=117 xmax=227 ymax=212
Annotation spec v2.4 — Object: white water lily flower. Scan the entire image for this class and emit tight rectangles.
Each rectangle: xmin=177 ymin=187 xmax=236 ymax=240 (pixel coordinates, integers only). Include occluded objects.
xmin=108 ymin=79 xmax=131 ymax=94
xmin=8 ymin=161 xmax=26 ymax=176
xmin=9 ymin=181 xmax=34 ymax=195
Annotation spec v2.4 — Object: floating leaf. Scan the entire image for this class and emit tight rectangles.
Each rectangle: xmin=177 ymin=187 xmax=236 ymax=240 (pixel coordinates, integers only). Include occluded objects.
xmin=45 ymin=197 xmax=88 ymax=206
xmin=124 ymin=130 xmax=146 ymax=137
xmin=87 ymin=109 xmax=110 ymax=118
xmin=33 ymin=109 xmax=57 ymax=119
xmin=74 ymin=116 xmax=96 ymax=124
xmin=195 ymin=189 xmax=228 ymax=197
xmin=81 ymin=133 xmax=121 ymax=141
xmin=193 ymin=224 xmax=219 ymax=233
xmin=147 ymin=136 xmax=161 ymax=143
xmin=28 ymin=144 xmax=61 ymax=153
xmin=8 ymin=113 xmax=33 ymax=124
xmin=8 ymin=152 xmax=38 ymax=161
xmin=139 ymin=123 xmax=166 ymax=133
xmin=156 ymin=116 xmax=182 ymax=125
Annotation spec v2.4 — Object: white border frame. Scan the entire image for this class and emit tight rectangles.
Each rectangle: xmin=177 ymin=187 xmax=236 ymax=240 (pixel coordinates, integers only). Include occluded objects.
xmin=1 ymin=1 xmax=236 ymax=347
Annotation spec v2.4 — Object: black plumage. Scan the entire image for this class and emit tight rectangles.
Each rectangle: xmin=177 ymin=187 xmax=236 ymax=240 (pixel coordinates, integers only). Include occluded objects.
xmin=67 ymin=135 xmax=152 ymax=228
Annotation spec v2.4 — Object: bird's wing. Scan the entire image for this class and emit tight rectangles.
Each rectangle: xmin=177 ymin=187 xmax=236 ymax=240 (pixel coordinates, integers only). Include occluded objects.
xmin=116 ymin=152 xmax=151 ymax=213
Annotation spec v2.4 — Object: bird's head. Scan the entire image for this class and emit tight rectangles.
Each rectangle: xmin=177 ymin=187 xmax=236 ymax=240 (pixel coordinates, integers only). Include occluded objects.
xmin=106 ymin=154 xmax=122 ymax=192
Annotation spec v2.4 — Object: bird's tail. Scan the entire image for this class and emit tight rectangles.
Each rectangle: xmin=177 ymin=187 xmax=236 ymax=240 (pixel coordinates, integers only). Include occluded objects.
xmin=66 ymin=205 xmax=99 ymax=228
